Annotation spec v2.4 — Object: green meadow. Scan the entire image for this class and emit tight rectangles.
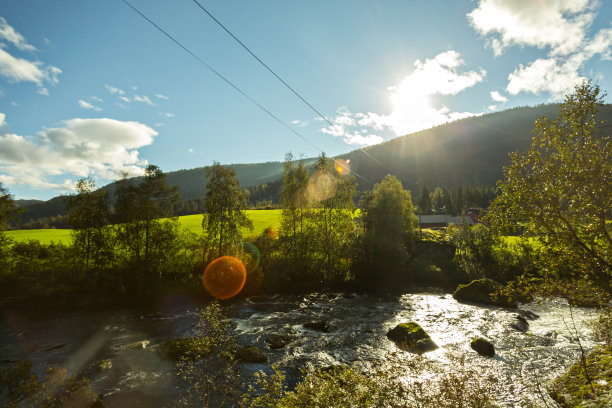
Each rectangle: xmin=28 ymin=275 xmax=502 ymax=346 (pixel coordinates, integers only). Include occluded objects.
xmin=6 ymin=209 xmax=283 ymax=245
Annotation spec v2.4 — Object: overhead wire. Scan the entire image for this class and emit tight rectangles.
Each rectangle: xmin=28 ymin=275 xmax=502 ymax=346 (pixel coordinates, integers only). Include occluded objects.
xmin=121 ymin=0 xmax=371 ymax=183
xmin=190 ymin=0 xmax=390 ymax=175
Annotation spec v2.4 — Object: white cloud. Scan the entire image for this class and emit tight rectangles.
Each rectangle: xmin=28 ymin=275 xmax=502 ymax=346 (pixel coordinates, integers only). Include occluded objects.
xmin=105 ymin=84 xmax=125 ymax=95
xmin=490 ymin=90 xmax=508 ymax=102
xmin=0 ymin=18 xmax=61 ymax=94
xmin=134 ymin=94 xmax=155 ymax=106
xmin=506 ymin=55 xmax=586 ymax=98
xmin=0 ymin=116 xmax=156 ymax=190
xmin=319 ymin=107 xmax=385 ymax=146
xmin=468 ymin=0 xmax=596 ymax=56
xmin=0 ymin=112 xmax=5 ymax=127
xmin=469 ymin=0 xmax=612 ymax=99
xmin=188 ymin=148 xmax=194 ymax=153
xmin=320 ymin=51 xmax=484 ymax=143
xmin=357 ymin=51 xmax=485 ymax=136
xmin=78 ymin=99 xmax=102 ymax=112
xmin=488 ymin=105 xmax=498 ymax=111
xmin=0 ymin=17 xmax=36 ymax=52
xmin=155 ymin=94 xmax=169 ymax=100
xmin=165 ymin=112 xmax=175 ymax=118
xmin=90 ymin=96 xmax=103 ymax=103
xmin=118 ymin=96 xmax=130 ymax=103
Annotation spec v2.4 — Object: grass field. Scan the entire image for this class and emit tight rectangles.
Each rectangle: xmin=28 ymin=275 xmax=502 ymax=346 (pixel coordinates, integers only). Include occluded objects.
xmin=6 ymin=209 xmax=284 ymax=245
xmin=5 ymin=229 xmax=73 ymax=245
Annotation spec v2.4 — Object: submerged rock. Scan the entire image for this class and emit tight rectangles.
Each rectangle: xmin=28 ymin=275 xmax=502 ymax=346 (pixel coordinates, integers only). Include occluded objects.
xmin=124 ymin=340 xmax=150 ymax=350
xmin=470 ymin=337 xmax=495 ymax=357
xmin=236 ymin=345 xmax=268 ymax=363
xmin=303 ymin=320 xmax=330 ymax=332
xmin=518 ymin=309 xmax=539 ymax=320
xmin=386 ymin=322 xmax=438 ymax=354
xmin=159 ymin=337 xmax=212 ymax=361
xmin=266 ymin=334 xmax=292 ymax=350
xmin=509 ymin=315 xmax=529 ymax=333
xmin=42 ymin=343 xmax=65 ymax=352
xmin=453 ymin=278 xmax=517 ymax=308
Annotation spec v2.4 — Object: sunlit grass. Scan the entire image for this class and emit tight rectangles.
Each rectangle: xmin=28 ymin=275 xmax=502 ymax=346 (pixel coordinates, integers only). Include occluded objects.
xmin=5 ymin=229 xmax=72 ymax=245
xmin=6 ymin=209 xmax=284 ymax=244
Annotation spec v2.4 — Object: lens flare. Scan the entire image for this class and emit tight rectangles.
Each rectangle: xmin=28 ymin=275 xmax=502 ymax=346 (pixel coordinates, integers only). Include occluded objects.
xmin=334 ymin=159 xmax=350 ymax=176
xmin=306 ymin=171 xmax=337 ymax=202
xmin=202 ymin=256 xmax=247 ymax=300
xmin=231 ymin=242 xmax=260 ymax=274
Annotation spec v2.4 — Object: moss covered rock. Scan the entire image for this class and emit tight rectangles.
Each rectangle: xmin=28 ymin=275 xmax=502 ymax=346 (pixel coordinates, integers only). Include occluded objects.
xmin=159 ymin=337 xmax=213 ymax=361
xmin=548 ymin=346 xmax=612 ymax=408
xmin=386 ymin=322 xmax=438 ymax=354
xmin=266 ymin=334 xmax=292 ymax=350
xmin=453 ymin=278 xmax=517 ymax=308
xmin=470 ymin=337 xmax=495 ymax=357
xmin=235 ymin=345 xmax=268 ymax=363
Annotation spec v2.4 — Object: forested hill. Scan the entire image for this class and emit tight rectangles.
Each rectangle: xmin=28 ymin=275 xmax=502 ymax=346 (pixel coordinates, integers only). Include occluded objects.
xmin=339 ymin=103 xmax=611 ymax=193
xmin=14 ymin=103 xmax=612 ymax=224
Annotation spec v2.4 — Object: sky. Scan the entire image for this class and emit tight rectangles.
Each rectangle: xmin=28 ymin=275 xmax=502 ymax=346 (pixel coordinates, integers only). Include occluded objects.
xmin=0 ymin=0 xmax=611 ymax=200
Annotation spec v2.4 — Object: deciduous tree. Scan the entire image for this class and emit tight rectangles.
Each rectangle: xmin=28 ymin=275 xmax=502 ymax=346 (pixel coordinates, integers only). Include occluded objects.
xmin=487 ymin=81 xmax=611 ymax=296
xmin=204 ymin=162 xmax=252 ymax=259
xmin=67 ymin=178 xmax=111 ymax=272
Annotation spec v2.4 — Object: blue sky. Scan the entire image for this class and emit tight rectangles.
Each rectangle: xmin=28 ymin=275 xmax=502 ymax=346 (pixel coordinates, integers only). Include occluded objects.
xmin=1 ymin=0 xmax=611 ymax=200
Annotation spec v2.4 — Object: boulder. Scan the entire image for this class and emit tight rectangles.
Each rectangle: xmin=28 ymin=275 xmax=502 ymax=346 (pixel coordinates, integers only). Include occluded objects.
xmin=470 ymin=337 xmax=495 ymax=357
xmin=518 ymin=309 xmax=539 ymax=320
xmin=453 ymin=279 xmax=517 ymax=308
xmin=159 ymin=337 xmax=212 ymax=361
xmin=386 ymin=322 xmax=438 ymax=354
xmin=124 ymin=340 xmax=150 ymax=350
xmin=265 ymin=334 xmax=292 ymax=350
xmin=509 ymin=315 xmax=529 ymax=332
xmin=303 ymin=320 xmax=330 ymax=332
xmin=235 ymin=345 xmax=268 ymax=363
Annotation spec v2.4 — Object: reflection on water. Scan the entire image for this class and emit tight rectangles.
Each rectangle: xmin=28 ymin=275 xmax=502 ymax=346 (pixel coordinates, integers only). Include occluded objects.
xmin=0 ymin=292 xmax=600 ymax=407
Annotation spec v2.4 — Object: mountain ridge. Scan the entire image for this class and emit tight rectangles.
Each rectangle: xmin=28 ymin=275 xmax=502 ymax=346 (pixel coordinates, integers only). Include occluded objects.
xmin=13 ymin=103 xmax=612 ymax=225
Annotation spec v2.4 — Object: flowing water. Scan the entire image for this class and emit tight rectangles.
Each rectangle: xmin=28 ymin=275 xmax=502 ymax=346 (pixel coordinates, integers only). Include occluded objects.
xmin=0 ymin=291 xmax=601 ymax=407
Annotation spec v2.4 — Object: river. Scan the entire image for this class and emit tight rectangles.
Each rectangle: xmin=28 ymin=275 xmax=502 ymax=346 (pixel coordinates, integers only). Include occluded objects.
xmin=0 ymin=291 xmax=600 ymax=407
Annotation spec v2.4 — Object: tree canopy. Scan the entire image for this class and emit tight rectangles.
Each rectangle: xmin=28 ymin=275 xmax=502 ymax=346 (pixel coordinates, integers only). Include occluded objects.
xmin=204 ymin=162 xmax=252 ymax=258
xmin=487 ymin=81 xmax=611 ymax=295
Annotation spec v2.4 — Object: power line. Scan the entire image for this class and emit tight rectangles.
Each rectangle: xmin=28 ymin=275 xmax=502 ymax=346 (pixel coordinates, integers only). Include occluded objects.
xmin=190 ymin=0 xmax=390 ymax=173
xmin=120 ymin=0 xmax=370 ymax=184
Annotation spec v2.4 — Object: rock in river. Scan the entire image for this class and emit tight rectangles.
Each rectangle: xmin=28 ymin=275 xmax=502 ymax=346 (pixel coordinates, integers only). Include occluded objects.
xmin=453 ymin=278 xmax=517 ymax=308
xmin=265 ymin=334 xmax=292 ymax=350
xmin=470 ymin=337 xmax=495 ymax=357
xmin=236 ymin=345 xmax=268 ymax=363
xmin=303 ymin=320 xmax=330 ymax=332
xmin=386 ymin=322 xmax=438 ymax=354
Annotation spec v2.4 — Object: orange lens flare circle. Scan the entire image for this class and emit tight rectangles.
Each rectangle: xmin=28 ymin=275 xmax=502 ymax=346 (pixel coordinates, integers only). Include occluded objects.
xmin=202 ymin=256 xmax=247 ymax=300
xmin=334 ymin=159 xmax=350 ymax=176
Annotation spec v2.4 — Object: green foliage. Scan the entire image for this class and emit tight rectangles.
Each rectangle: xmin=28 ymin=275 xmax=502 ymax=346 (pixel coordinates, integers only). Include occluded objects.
xmin=174 ymin=302 xmax=240 ymax=408
xmin=0 ymin=359 xmax=104 ymax=408
xmin=487 ymin=81 xmax=612 ymax=297
xmin=0 ymin=183 xmax=22 ymax=232
xmin=67 ymin=178 xmax=112 ymax=272
xmin=447 ymin=223 xmax=536 ymax=283
xmin=203 ymin=162 xmax=253 ymax=259
xmin=590 ymin=308 xmax=612 ymax=348
xmin=548 ymin=346 xmax=612 ymax=408
xmin=242 ymin=360 xmax=498 ymax=408
xmin=453 ymin=278 xmax=517 ymax=308
xmin=354 ymin=174 xmax=417 ymax=290
xmin=114 ymin=165 xmax=181 ymax=286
